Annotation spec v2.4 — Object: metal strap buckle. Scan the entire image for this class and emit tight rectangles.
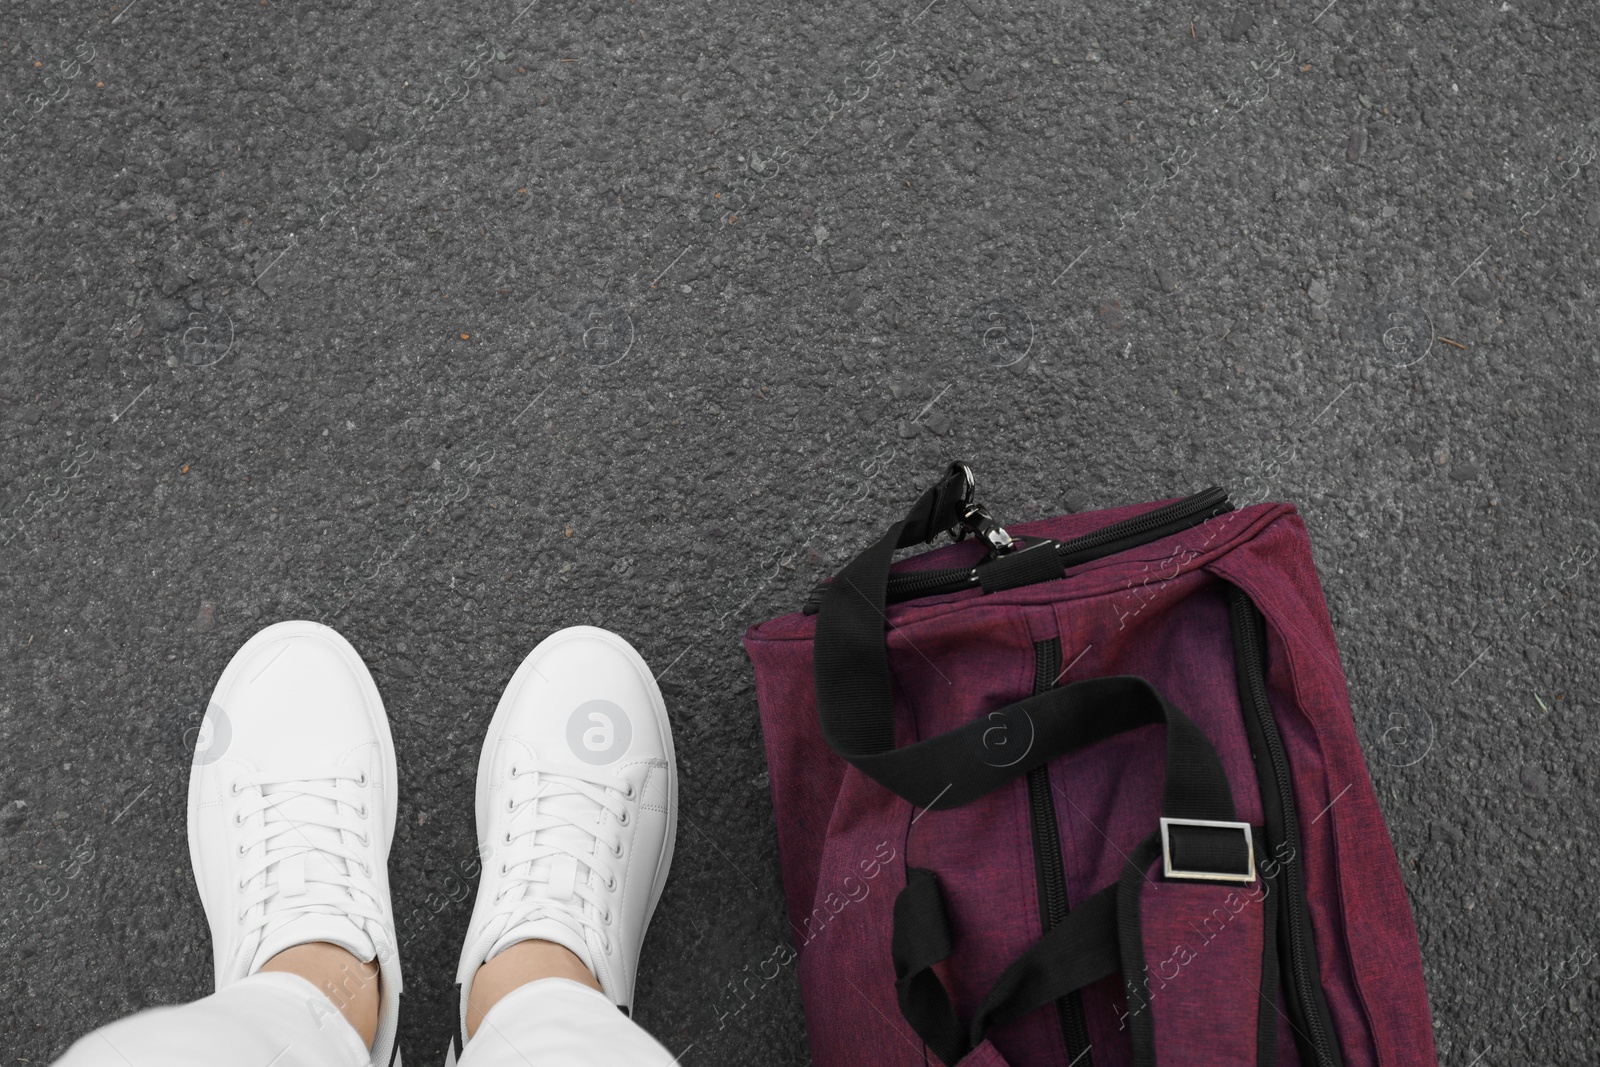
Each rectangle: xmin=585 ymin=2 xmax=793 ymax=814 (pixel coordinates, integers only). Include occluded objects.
xmin=1159 ymin=817 xmax=1256 ymax=884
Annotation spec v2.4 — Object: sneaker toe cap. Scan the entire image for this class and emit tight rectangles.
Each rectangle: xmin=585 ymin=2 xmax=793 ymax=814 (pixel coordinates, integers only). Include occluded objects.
xmin=208 ymin=622 xmax=387 ymax=767
xmin=510 ymin=627 xmax=670 ymax=770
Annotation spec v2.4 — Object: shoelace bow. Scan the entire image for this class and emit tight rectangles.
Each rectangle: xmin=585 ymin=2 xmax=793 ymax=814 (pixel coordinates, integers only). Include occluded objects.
xmin=496 ymin=758 xmax=633 ymax=955
xmin=233 ymin=767 xmax=385 ymax=938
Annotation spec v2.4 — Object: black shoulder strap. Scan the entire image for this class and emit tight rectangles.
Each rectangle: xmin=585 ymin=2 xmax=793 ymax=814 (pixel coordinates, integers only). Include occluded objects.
xmin=813 ymin=466 xmax=1235 ymax=818
xmin=814 ymin=461 xmax=973 ymax=760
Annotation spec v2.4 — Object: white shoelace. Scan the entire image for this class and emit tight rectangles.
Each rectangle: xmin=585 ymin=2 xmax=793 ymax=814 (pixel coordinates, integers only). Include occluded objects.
xmin=233 ymin=767 xmax=385 ymax=940
xmin=494 ymin=758 xmax=632 ymax=956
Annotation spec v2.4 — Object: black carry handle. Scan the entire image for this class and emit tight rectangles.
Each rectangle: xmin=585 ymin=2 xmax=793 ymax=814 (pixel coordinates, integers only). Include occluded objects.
xmin=894 ymin=865 xmax=1125 ymax=1067
xmin=813 ymin=464 xmax=1237 ymax=820
xmin=895 ymin=826 xmax=1258 ymax=1067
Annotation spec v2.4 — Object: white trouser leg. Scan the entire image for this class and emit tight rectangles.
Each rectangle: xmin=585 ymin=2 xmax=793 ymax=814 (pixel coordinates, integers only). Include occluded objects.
xmin=53 ymin=971 xmax=370 ymax=1067
xmin=458 ymin=978 xmax=678 ymax=1067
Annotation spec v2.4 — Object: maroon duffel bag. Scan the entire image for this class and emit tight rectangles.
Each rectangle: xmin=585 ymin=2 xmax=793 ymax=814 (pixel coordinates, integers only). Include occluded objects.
xmin=743 ymin=462 xmax=1436 ymax=1067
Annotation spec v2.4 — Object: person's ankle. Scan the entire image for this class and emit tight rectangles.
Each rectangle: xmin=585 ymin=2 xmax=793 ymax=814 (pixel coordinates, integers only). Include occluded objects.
xmin=261 ymin=941 xmax=381 ymax=1049
xmin=466 ymin=939 xmax=601 ymax=1039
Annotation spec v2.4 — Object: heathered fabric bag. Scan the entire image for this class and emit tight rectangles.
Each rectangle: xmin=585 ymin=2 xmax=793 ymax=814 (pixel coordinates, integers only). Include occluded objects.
xmin=742 ymin=463 xmax=1436 ymax=1067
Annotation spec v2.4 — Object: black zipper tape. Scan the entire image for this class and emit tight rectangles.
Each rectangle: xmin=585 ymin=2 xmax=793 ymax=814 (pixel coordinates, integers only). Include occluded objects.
xmin=802 ymin=486 xmax=1233 ymax=615
xmin=1027 ymin=637 xmax=1094 ymax=1066
xmin=1255 ymin=833 xmax=1282 ymax=1067
xmin=1228 ymin=586 xmax=1343 ymax=1067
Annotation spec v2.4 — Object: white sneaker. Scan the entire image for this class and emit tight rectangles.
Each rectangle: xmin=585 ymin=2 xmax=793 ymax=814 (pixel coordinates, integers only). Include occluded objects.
xmin=187 ymin=620 xmax=403 ymax=1066
xmin=454 ymin=625 xmax=677 ymax=1050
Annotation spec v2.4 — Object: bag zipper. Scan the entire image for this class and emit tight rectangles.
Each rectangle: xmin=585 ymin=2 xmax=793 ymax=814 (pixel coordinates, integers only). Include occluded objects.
xmin=1228 ymin=587 xmax=1343 ymax=1067
xmin=802 ymin=486 xmax=1233 ymax=614
xmin=1027 ymin=637 xmax=1095 ymax=1067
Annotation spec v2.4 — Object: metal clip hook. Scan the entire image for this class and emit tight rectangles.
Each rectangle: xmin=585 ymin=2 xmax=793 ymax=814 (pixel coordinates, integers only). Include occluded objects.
xmin=952 ymin=502 xmax=1016 ymax=554
xmin=940 ymin=462 xmax=1016 ymax=555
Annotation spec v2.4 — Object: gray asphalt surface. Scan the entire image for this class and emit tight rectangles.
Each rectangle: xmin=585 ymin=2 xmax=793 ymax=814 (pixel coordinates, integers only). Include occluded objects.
xmin=3 ymin=0 xmax=1599 ymax=1063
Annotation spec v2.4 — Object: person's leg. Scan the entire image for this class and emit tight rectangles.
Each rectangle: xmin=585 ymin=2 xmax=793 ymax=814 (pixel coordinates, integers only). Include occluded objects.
xmin=460 ymin=973 xmax=681 ymax=1066
xmin=261 ymin=940 xmax=381 ymax=1047
xmin=53 ymin=971 xmax=370 ymax=1067
xmin=53 ymin=621 xmax=403 ymax=1067
xmin=451 ymin=626 xmax=680 ymax=1066
xmin=465 ymin=940 xmax=600 ymax=1035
